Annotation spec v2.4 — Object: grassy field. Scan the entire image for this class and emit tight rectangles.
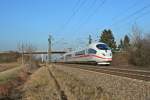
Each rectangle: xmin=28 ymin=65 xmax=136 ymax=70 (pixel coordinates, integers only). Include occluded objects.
xmin=0 ymin=62 xmax=41 ymax=99
xmin=0 ymin=63 xmax=23 ymax=99
xmin=0 ymin=66 xmax=21 ymax=85
xmin=23 ymin=66 xmax=60 ymax=100
xmin=0 ymin=62 xmax=19 ymax=72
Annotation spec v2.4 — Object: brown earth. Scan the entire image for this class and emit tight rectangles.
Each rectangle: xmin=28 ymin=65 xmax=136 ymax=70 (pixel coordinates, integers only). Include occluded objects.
xmin=0 ymin=62 xmax=40 ymax=100
xmin=0 ymin=62 xmax=19 ymax=72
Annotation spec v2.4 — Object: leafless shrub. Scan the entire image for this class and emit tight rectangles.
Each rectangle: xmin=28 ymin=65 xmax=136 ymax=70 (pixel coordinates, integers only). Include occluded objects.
xmin=0 ymin=52 xmax=20 ymax=63
xmin=18 ymin=43 xmax=40 ymax=73
xmin=129 ymin=24 xmax=150 ymax=67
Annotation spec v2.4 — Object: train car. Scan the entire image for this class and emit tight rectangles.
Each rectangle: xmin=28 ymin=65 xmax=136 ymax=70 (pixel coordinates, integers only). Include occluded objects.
xmin=60 ymin=42 xmax=112 ymax=65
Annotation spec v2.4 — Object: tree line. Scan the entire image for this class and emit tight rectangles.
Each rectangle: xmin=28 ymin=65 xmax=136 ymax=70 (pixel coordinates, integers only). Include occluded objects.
xmin=89 ymin=29 xmax=130 ymax=51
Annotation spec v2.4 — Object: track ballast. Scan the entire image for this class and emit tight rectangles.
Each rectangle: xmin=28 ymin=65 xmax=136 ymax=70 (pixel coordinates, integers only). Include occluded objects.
xmin=60 ymin=64 xmax=150 ymax=81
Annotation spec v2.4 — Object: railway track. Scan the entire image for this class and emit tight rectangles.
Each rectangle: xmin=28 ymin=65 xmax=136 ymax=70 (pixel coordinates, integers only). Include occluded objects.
xmin=61 ymin=64 xmax=150 ymax=81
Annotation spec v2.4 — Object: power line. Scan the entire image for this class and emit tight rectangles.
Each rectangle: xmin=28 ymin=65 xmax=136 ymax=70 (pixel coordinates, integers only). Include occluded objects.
xmin=72 ymin=0 xmax=82 ymax=12
xmin=58 ymin=0 xmax=87 ymax=33
xmin=116 ymin=10 xmax=150 ymax=32
xmin=111 ymin=0 xmax=142 ymax=20
xmin=63 ymin=0 xmax=82 ymax=26
xmin=74 ymin=0 xmax=106 ymax=34
xmin=110 ymin=3 xmax=150 ymax=27
xmin=76 ymin=1 xmax=150 ymax=43
xmin=135 ymin=10 xmax=150 ymax=20
xmin=107 ymin=4 xmax=150 ymax=33
xmin=75 ymin=0 xmax=99 ymax=26
xmin=89 ymin=3 xmax=150 ymax=42
xmin=48 ymin=35 xmax=52 ymax=63
xmin=84 ymin=0 xmax=106 ymax=21
xmin=97 ymin=10 xmax=150 ymax=40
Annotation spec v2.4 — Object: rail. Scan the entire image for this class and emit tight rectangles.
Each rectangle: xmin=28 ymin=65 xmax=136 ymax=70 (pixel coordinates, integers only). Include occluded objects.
xmin=61 ymin=64 xmax=150 ymax=81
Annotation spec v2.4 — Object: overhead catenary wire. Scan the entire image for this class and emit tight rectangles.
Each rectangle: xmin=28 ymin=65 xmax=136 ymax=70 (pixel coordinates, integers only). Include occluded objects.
xmin=58 ymin=1 xmax=150 ymax=47
xmin=57 ymin=0 xmax=87 ymax=33
xmin=116 ymin=10 xmax=150 ymax=32
xmin=73 ymin=0 xmax=106 ymax=46
xmin=73 ymin=0 xmax=106 ymax=34
xmin=107 ymin=4 xmax=150 ymax=33
xmin=89 ymin=2 xmax=150 ymax=43
xmin=109 ymin=3 xmax=150 ymax=28
xmin=111 ymin=0 xmax=142 ymax=20
xmin=69 ymin=0 xmax=106 ymax=45
xmin=83 ymin=1 xmax=150 ymax=44
xmin=135 ymin=10 xmax=150 ymax=20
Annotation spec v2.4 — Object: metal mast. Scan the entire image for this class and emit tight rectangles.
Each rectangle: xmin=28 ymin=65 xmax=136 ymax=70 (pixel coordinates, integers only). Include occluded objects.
xmin=48 ymin=35 xmax=52 ymax=63
xmin=89 ymin=34 xmax=92 ymax=44
xmin=21 ymin=43 xmax=24 ymax=65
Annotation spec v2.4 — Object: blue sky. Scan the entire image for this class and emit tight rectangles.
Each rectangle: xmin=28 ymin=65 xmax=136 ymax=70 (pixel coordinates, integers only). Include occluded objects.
xmin=0 ymin=0 xmax=150 ymax=51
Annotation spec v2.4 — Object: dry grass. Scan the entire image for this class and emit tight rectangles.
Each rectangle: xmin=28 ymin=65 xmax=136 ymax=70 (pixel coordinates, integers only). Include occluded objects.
xmin=0 ymin=65 xmax=22 ymax=98
xmin=51 ymin=65 xmax=112 ymax=100
xmin=111 ymin=52 xmax=129 ymax=66
xmin=22 ymin=65 xmax=112 ymax=100
xmin=0 ymin=66 xmax=21 ymax=85
xmin=0 ymin=62 xmax=41 ymax=99
xmin=0 ymin=52 xmax=20 ymax=63
xmin=22 ymin=66 xmax=60 ymax=100
xmin=129 ymin=37 xmax=150 ymax=67
xmin=0 ymin=62 xmax=19 ymax=72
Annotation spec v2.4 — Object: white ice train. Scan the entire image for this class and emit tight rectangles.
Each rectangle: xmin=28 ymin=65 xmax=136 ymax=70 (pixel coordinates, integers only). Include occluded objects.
xmin=60 ymin=42 xmax=112 ymax=65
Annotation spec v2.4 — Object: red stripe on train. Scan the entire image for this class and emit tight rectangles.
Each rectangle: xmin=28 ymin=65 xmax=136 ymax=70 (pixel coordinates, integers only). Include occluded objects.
xmin=73 ymin=54 xmax=112 ymax=60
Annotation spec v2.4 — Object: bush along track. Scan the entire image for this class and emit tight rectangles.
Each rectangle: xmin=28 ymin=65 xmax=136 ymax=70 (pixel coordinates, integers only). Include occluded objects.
xmin=0 ymin=63 xmax=40 ymax=100
xmin=0 ymin=67 xmax=29 ymax=100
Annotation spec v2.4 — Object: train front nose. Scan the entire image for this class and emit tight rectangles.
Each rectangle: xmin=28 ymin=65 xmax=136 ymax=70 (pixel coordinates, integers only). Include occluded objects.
xmin=96 ymin=43 xmax=112 ymax=59
xmin=96 ymin=50 xmax=112 ymax=65
xmin=101 ymin=50 xmax=112 ymax=61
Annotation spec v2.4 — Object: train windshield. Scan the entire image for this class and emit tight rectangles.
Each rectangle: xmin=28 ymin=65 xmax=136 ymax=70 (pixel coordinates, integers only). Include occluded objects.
xmin=96 ymin=44 xmax=111 ymax=50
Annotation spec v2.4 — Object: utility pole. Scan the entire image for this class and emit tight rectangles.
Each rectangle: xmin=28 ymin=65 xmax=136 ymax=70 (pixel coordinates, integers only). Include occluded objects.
xmin=48 ymin=35 xmax=52 ymax=64
xmin=89 ymin=34 xmax=92 ymax=44
xmin=41 ymin=54 xmax=44 ymax=63
xmin=21 ymin=43 xmax=24 ymax=65
xmin=17 ymin=42 xmax=24 ymax=65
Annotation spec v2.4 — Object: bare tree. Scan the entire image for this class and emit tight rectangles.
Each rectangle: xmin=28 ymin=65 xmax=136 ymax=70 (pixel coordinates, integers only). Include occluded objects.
xmin=18 ymin=42 xmax=38 ymax=72
xmin=24 ymin=43 xmax=37 ymax=71
xmin=129 ymin=24 xmax=150 ymax=66
xmin=17 ymin=42 xmax=25 ymax=65
xmin=131 ymin=24 xmax=142 ymax=47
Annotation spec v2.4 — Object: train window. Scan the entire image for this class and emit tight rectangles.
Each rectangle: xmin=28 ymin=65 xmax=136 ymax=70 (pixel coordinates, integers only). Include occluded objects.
xmin=75 ymin=50 xmax=85 ymax=56
xmin=96 ymin=44 xmax=110 ymax=50
xmin=65 ymin=54 xmax=72 ymax=59
xmin=88 ymin=48 xmax=97 ymax=54
xmin=60 ymin=57 xmax=64 ymax=60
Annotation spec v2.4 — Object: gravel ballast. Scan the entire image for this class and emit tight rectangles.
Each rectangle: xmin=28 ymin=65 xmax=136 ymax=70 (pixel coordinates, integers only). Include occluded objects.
xmin=53 ymin=64 xmax=150 ymax=100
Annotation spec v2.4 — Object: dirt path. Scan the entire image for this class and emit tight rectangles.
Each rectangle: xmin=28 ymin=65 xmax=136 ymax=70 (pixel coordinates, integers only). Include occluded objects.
xmin=46 ymin=65 xmax=68 ymax=100
xmin=0 ymin=63 xmax=19 ymax=72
